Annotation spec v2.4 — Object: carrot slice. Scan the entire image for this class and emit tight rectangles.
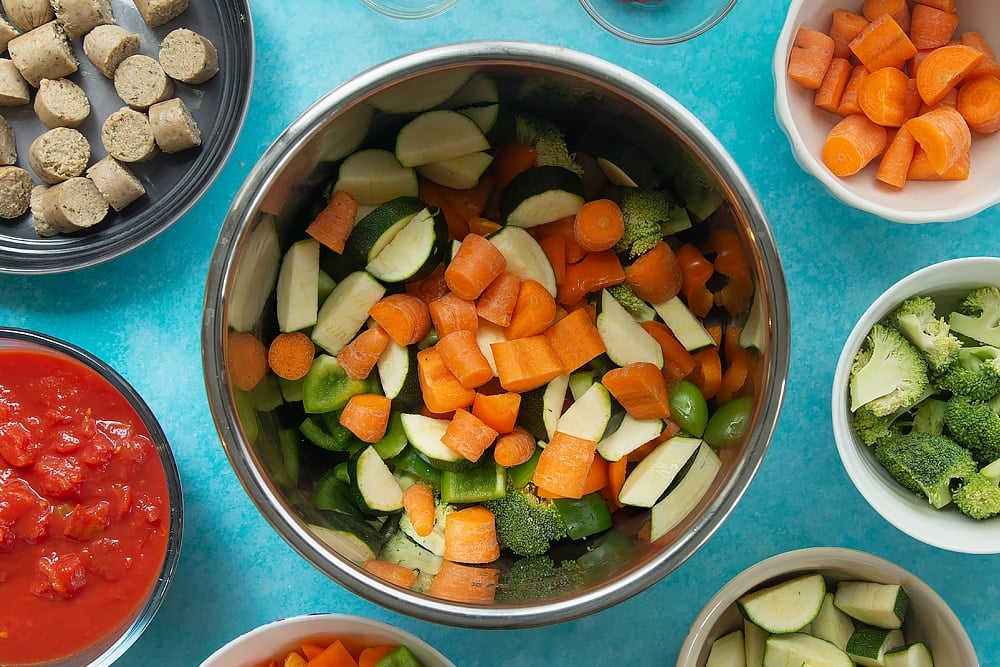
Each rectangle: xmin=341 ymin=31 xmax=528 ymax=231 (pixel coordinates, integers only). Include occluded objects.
xmin=305 ymin=640 xmax=358 ymax=667
xmin=814 ymin=57 xmax=853 ymax=114
xmin=849 ymin=13 xmax=917 ymax=72
xmin=426 ymin=560 xmax=499 ymax=603
xmin=339 ymin=393 xmax=392 ymax=443
xmin=227 ymin=330 xmax=268 ymax=391
xmin=362 ymin=559 xmax=417 ymax=589
xmin=623 ymin=240 xmax=683 ymax=304
xmin=859 ymin=66 xmax=911 ymax=127
xmin=468 ymin=215 xmax=502 ymax=236
xmin=915 ymin=43 xmax=984 ymax=106
xmin=402 ymin=483 xmax=436 ymax=537
xmin=907 ymin=144 xmax=970 ymax=180
xmin=573 ymin=198 xmax=625 ymax=252
xmin=428 ymin=292 xmax=479 ymax=337
xmin=829 ymin=9 xmax=870 ymax=60
xmin=445 ymin=233 xmax=508 ymax=301
xmin=904 ymin=105 xmax=971 ymax=174
xmin=542 ymin=306 xmax=607 ymax=374
xmin=368 ymin=294 xmax=431 ymax=346
xmin=605 ymin=455 xmax=628 ymax=510
xmin=539 ymin=453 xmax=609 ymax=498
xmin=419 ymin=178 xmax=468 ymax=241
xmin=909 ymin=3 xmax=959 ymax=50
xmin=441 ymin=408 xmax=499 ymax=463
xmin=476 ymin=271 xmax=521 ymax=327
xmin=601 ymin=362 xmax=671 ymax=420
xmin=506 ymin=279 xmax=557 ymax=340
xmin=442 ymin=171 xmax=493 ymax=222
xmin=876 ymin=126 xmax=917 ymax=188
xmin=490 ymin=335 xmax=564 ymax=393
xmin=688 ymin=347 xmax=723 ymax=400
xmin=436 ymin=329 xmax=493 ymax=389
xmin=405 ymin=262 xmax=450 ymax=305
xmin=556 ymin=249 xmax=625 ymax=306
xmin=538 ymin=233 xmax=567 ymax=287
xmin=443 ymin=505 xmax=500 ymax=564
xmin=491 ymin=141 xmax=538 ymax=192
xmin=305 ymin=190 xmax=358 ymax=254
xmin=956 ymin=74 xmax=1000 ymax=134
xmin=267 ymin=331 xmax=316 ymax=381
xmin=336 ymin=326 xmax=389 ymax=381
xmin=915 ymin=0 xmax=955 ymax=11
xmin=416 ymin=346 xmax=476 ymax=414
xmin=532 ymin=430 xmax=599 ymax=500
xmin=862 ymin=0 xmax=910 ymax=34
xmin=822 ymin=113 xmax=888 ymax=177
xmin=836 ymin=65 xmax=869 ymax=117
xmin=787 ymin=27 xmax=836 ymax=90
xmin=718 ymin=326 xmax=754 ymax=404
xmin=492 ymin=426 xmax=537 ymax=468
xmin=472 ymin=391 xmax=521 ymax=434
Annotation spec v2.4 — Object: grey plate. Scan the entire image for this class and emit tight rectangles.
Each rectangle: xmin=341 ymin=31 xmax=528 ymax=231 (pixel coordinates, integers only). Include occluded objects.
xmin=0 ymin=0 xmax=253 ymax=274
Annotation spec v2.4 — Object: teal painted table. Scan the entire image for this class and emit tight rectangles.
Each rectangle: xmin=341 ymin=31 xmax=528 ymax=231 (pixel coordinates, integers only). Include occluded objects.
xmin=1 ymin=1 xmax=998 ymax=664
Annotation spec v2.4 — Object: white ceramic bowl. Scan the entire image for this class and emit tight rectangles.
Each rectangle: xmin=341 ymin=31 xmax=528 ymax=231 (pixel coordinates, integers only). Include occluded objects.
xmin=199 ymin=614 xmax=455 ymax=667
xmin=832 ymin=256 xmax=1000 ymax=553
xmin=773 ymin=0 xmax=1000 ymax=223
xmin=675 ymin=547 xmax=979 ymax=666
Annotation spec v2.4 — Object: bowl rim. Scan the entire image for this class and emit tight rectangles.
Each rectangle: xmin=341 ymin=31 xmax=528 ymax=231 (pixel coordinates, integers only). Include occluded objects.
xmin=831 ymin=256 xmax=1000 ymax=554
xmin=357 ymin=0 xmax=460 ymax=20
xmin=0 ymin=327 xmax=184 ymax=666
xmin=202 ymin=40 xmax=790 ymax=628
xmin=198 ymin=613 xmax=456 ymax=667
xmin=772 ymin=0 xmax=1000 ymax=224
xmin=674 ymin=546 xmax=979 ymax=666
xmin=577 ymin=0 xmax=738 ymax=46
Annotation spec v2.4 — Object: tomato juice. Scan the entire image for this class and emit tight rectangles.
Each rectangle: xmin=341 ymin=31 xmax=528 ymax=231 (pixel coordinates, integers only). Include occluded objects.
xmin=0 ymin=342 xmax=174 ymax=665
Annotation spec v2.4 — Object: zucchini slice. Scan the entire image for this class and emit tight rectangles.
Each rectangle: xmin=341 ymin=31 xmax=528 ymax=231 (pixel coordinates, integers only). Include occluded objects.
xmin=487 ymin=225 xmax=558 ymax=297
xmin=307 ymin=512 xmax=382 ymax=564
xmin=737 ymin=573 xmax=827 ymax=635
xmin=332 ymin=148 xmax=419 ymax=206
xmin=311 ymin=270 xmax=386 ymax=355
xmin=475 ymin=321 xmax=507 ymax=376
xmin=395 ymin=109 xmax=491 ymax=168
xmin=399 ymin=413 xmax=464 ymax=464
xmin=500 ymin=165 xmax=585 ymax=228
xmin=597 ymin=289 xmax=664 ymax=368
xmin=519 ymin=373 xmax=569 ymax=442
xmin=228 ymin=215 xmax=281 ymax=332
xmin=744 ymin=618 xmax=768 ymax=667
xmin=443 ymin=72 xmax=501 ymax=135
xmin=833 ymin=581 xmax=909 ymax=630
xmin=618 ymin=435 xmax=701 ymax=508
xmin=597 ymin=413 xmax=665 ymax=462
xmin=884 ymin=643 xmax=934 ymax=667
xmin=846 ymin=624 xmax=904 ymax=667
xmin=344 ymin=196 xmax=426 ymax=266
xmin=707 ymin=630 xmax=747 ymax=667
xmin=368 ymin=69 xmax=473 ymax=113
xmin=349 ymin=446 xmax=405 ymax=515
xmin=555 ymin=381 xmax=612 ymax=442
xmin=811 ymin=592 xmax=855 ymax=651
xmin=365 ymin=206 xmax=448 ymax=284
xmin=652 ymin=296 xmax=717 ymax=352
xmin=275 ymin=238 xmax=320 ymax=333
xmin=763 ymin=633 xmax=854 ymax=667
xmin=377 ymin=338 xmax=422 ymax=412
xmin=648 ymin=441 xmax=721 ymax=541
xmin=416 ymin=151 xmax=494 ymax=190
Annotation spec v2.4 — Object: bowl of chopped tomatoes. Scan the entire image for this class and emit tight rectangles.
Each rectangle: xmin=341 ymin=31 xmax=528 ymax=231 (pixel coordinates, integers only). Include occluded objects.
xmin=774 ymin=0 xmax=1000 ymax=223
xmin=202 ymin=41 xmax=790 ymax=628
xmin=0 ymin=328 xmax=183 ymax=666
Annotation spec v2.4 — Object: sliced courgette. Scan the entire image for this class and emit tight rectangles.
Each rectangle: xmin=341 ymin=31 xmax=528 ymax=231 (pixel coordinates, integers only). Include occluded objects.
xmin=312 ymin=468 xmax=361 ymax=515
xmin=349 ymin=446 xmax=405 ymax=515
xmin=707 ymin=630 xmax=747 ymax=667
xmin=400 ymin=500 xmax=453 ymax=557
xmin=648 ymin=441 xmax=721 ymax=541
xmin=395 ymin=109 xmax=491 ymax=168
xmin=444 ymin=71 xmax=499 ymax=108
xmin=399 ymin=413 xmax=464 ymax=465
xmin=377 ymin=338 xmax=422 ymax=412
xmin=652 ymin=296 xmax=717 ymax=352
xmin=275 ymin=238 xmax=320 ymax=333
xmin=379 ymin=530 xmax=441 ymax=592
xmin=555 ymin=381 xmax=613 ymax=442
xmin=596 ymin=413 xmax=665 ymax=462
xmin=499 ymin=165 xmax=585 ymax=228
xmin=745 ymin=618 xmax=768 ymax=667
xmin=372 ymin=411 xmax=408 ymax=459
xmin=475 ymin=321 xmax=508 ymax=376
xmin=738 ymin=573 xmax=827 ymax=635
xmin=597 ymin=289 xmax=664 ymax=368
xmin=487 ymin=225 xmax=558 ymax=296
xmin=846 ymin=624 xmax=905 ymax=667
xmin=833 ymin=581 xmax=909 ymax=630
xmin=307 ymin=513 xmax=381 ymax=564
xmin=365 ymin=206 xmax=448 ymax=284
xmin=228 ymin=215 xmax=281 ymax=332
xmin=416 ymin=151 xmax=494 ymax=190
xmin=343 ymin=195 xmax=426 ymax=266
xmin=763 ymin=633 xmax=854 ymax=667
xmin=332 ymin=148 xmax=419 ymax=206
xmin=618 ymin=435 xmax=701 ymax=508
xmin=884 ymin=643 xmax=934 ymax=667
xmin=519 ymin=373 xmax=569 ymax=442
xmin=311 ymin=270 xmax=386 ymax=355
xmin=368 ymin=69 xmax=473 ymax=113
xmin=811 ymin=592 xmax=855 ymax=652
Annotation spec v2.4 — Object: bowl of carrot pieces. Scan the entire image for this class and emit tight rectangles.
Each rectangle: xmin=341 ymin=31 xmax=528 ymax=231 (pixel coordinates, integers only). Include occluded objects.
xmin=774 ymin=0 xmax=1000 ymax=223
xmin=203 ymin=41 xmax=790 ymax=628
xmin=199 ymin=613 xmax=455 ymax=667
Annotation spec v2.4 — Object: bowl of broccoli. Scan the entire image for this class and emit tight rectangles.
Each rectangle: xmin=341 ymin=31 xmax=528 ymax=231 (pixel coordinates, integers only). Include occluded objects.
xmin=833 ymin=255 xmax=1000 ymax=553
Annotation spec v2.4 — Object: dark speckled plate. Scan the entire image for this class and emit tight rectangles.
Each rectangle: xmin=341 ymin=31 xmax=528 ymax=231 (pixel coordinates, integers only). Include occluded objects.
xmin=0 ymin=0 xmax=253 ymax=274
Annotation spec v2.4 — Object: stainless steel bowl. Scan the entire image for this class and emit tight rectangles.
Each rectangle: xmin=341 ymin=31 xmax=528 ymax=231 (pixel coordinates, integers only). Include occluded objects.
xmin=202 ymin=41 xmax=790 ymax=628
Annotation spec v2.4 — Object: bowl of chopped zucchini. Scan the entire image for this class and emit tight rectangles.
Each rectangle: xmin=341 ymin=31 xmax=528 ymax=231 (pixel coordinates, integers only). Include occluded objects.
xmin=202 ymin=41 xmax=790 ymax=627
xmin=676 ymin=546 xmax=978 ymax=666
xmin=833 ymin=256 xmax=1000 ymax=554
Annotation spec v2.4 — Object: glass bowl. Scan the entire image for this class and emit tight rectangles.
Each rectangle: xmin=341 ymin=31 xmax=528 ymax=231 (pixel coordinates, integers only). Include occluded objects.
xmin=578 ymin=0 xmax=738 ymax=45
xmin=359 ymin=0 xmax=460 ymax=19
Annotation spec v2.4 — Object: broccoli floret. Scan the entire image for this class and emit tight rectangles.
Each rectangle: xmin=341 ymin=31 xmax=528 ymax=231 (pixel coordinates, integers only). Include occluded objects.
xmin=889 ymin=296 xmax=961 ymax=374
xmin=483 ymin=484 xmax=567 ymax=557
xmin=912 ymin=397 xmax=948 ymax=435
xmin=614 ymin=188 xmax=669 ymax=259
xmin=873 ymin=432 xmax=977 ymax=508
xmin=949 ymin=285 xmax=1000 ymax=348
xmin=849 ymin=324 xmax=930 ymax=417
xmin=943 ymin=394 xmax=1000 ymax=466
xmin=607 ymin=283 xmax=653 ymax=320
xmin=514 ymin=114 xmax=584 ymax=177
xmin=495 ymin=555 xmax=583 ymax=602
xmin=952 ymin=472 xmax=1000 ymax=520
xmin=852 ymin=403 xmax=901 ymax=446
xmin=936 ymin=346 xmax=1000 ymax=400
xmin=981 ymin=457 xmax=1000 ymax=485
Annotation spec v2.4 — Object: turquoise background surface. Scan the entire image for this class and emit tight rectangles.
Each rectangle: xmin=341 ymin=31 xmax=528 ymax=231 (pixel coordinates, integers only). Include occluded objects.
xmin=1 ymin=0 xmax=998 ymax=665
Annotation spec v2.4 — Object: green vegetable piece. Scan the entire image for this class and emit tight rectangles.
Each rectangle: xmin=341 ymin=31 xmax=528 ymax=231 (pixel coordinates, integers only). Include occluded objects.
xmin=953 ymin=472 xmax=1000 ymax=520
xmin=874 ymin=432 xmax=977 ymax=508
xmin=440 ymin=459 xmax=506 ymax=503
xmin=302 ymin=354 xmax=369 ymax=414
xmin=889 ymin=295 xmax=961 ymax=374
xmin=552 ymin=492 xmax=612 ymax=540
xmin=312 ymin=469 xmax=360 ymax=514
xmin=483 ymin=484 xmax=567 ymax=557
xmin=576 ymin=528 xmax=635 ymax=573
xmin=495 ymin=554 xmax=583 ymax=603
xmin=703 ymin=395 xmax=754 ymax=448
xmin=943 ymin=394 xmax=1000 ymax=466
xmin=948 ymin=285 xmax=1000 ymax=348
xmin=232 ymin=388 xmax=259 ymax=444
xmin=937 ymin=345 xmax=1000 ymax=400
xmin=277 ymin=428 xmax=301 ymax=486
xmin=374 ymin=645 xmax=424 ymax=667
xmin=615 ymin=188 xmax=671 ymax=259
xmin=299 ymin=416 xmax=355 ymax=452
xmin=373 ymin=411 xmax=407 ymax=460
xmin=391 ymin=446 xmax=442 ymax=487
xmin=508 ymin=446 xmax=542 ymax=490
xmin=848 ymin=324 xmax=929 ymax=417
xmin=669 ymin=380 xmax=709 ymax=437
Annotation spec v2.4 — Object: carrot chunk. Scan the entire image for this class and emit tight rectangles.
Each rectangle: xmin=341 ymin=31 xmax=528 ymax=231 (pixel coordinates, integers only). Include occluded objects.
xmin=814 ymin=57 xmax=853 ymax=114
xmin=862 ymin=0 xmax=910 ymax=34
xmin=573 ymin=198 xmax=624 ymax=252
xmin=336 ymin=326 xmax=389 ymax=381
xmin=836 ymin=65 xmax=869 ymax=117
xmin=426 ymin=560 xmax=499 ymax=603
xmin=907 ymin=144 xmax=970 ymax=180
xmin=227 ymin=330 xmax=268 ymax=391
xmin=436 ymin=329 xmax=494 ymax=389
xmin=849 ymin=13 xmax=917 ymax=72
xmin=556 ymin=249 xmax=625 ymax=306
xmin=492 ymin=427 xmax=537 ymax=468
xmin=305 ymin=190 xmax=358 ymax=254
xmin=441 ymin=408 xmax=499 ymax=463
xmin=416 ymin=346 xmax=476 ymax=414
xmin=472 ymin=391 xmax=521 ymax=434
xmin=829 ymin=9 xmax=870 ymax=60
xmin=476 ymin=271 xmax=521 ymax=327
xmin=362 ymin=559 xmax=417 ymax=589
xmin=822 ymin=113 xmax=888 ymax=177
xmin=506 ymin=278 xmax=557 ymax=340
xmin=402 ymin=483 xmax=436 ymax=537
xmin=543 ymin=306 xmax=607 ymax=374
xmin=601 ymin=362 xmax=672 ymax=420
xmin=443 ymin=505 xmax=500 ymax=564
xmin=859 ymin=66 xmax=911 ymax=127
xmin=267 ymin=331 xmax=316 ymax=381
xmin=445 ymin=233 xmax=507 ymax=300
xmin=960 ymin=32 xmax=1000 ymax=80
xmin=368 ymin=294 xmax=431 ymax=346
xmin=956 ymin=74 xmax=1000 ymax=134
xmin=532 ymin=430 xmax=599 ymax=500
xmin=904 ymin=105 xmax=971 ymax=175
xmin=876 ymin=126 xmax=917 ymax=188
xmin=915 ymin=44 xmax=984 ymax=106
xmin=339 ymin=393 xmax=391 ymax=443
xmin=787 ymin=27 xmax=836 ymax=90
xmin=910 ymin=3 xmax=959 ymax=50
xmin=428 ymin=292 xmax=479 ymax=337
xmin=490 ymin=335 xmax=565 ymax=393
